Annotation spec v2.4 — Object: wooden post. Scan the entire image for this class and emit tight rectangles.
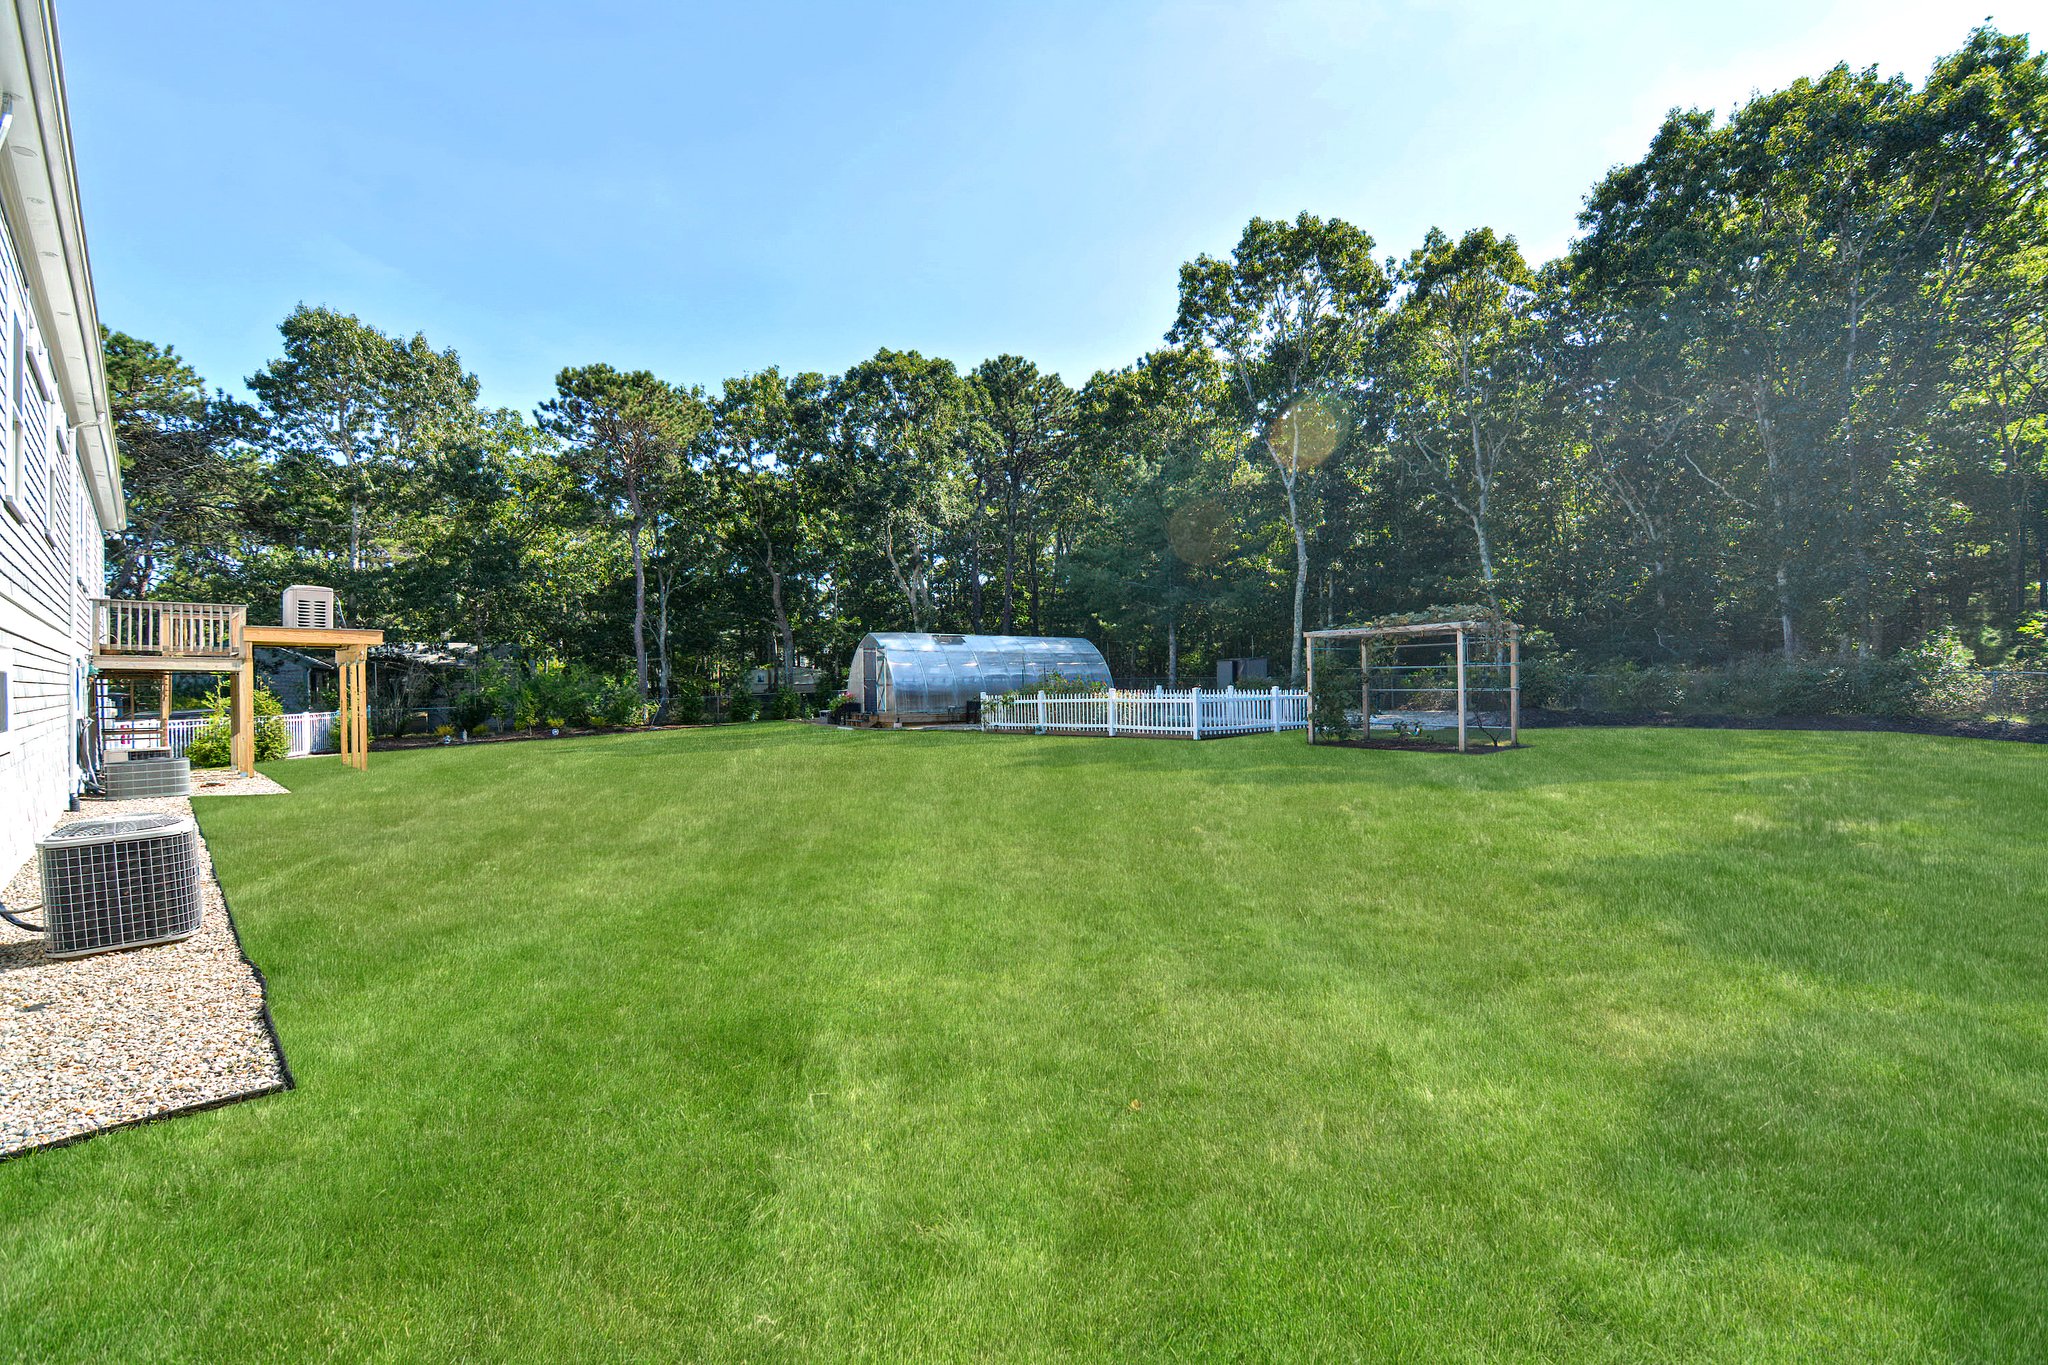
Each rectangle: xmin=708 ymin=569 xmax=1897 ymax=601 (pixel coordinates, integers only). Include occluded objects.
xmin=1509 ymin=630 xmax=1520 ymax=747
xmin=1455 ymin=629 xmax=1468 ymax=754
xmin=340 ymin=646 xmax=370 ymax=770
xmin=336 ymin=651 xmax=349 ymax=767
xmin=158 ymin=670 xmax=172 ymax=749
xmin=232 ymin=651 xmax=255 ymax=776
xmin=1360 ymin=640 xmax=1370 ymax=742
xmin=1304 ymin=636 xmax=1315 ymax=744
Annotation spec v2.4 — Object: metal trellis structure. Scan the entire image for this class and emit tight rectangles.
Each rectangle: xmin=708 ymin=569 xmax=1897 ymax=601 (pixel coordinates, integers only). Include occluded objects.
xmin=1304 ymin=614 xmax=1521 ymax=752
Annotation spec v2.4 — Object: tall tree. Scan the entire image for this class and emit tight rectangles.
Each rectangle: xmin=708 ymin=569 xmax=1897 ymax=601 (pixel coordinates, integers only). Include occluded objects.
xmin=246 ymin=306 xmax=484 ymax=621
xmin=1386 ymin=227 xmax=1541 ymax=610
xmin=102 ymin=330 xmax=259 ymax=599
xmin=831 ymin=349 xmax=971 ymax=631
xmin=707 ymin=369 xmax=832 ymax=676
xmin=968 ymin=355 xmax=1077 ymax=633
xmin=539 ymin=365 xmax=708 ymax=702
xmin=1170 ymin=213 xmax=1390 ymax=681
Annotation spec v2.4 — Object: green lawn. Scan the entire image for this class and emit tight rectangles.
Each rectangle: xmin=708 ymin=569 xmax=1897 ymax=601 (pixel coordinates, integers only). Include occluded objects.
xmin=3 ymin=725 xmax=2045 ymax=1361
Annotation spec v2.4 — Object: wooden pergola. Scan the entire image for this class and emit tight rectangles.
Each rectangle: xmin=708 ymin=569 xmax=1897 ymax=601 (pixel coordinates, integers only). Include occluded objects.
xmin=1304 ymin=614 xmax=1521 ymax=752
xmin=93 ymin=600 xmax=382 ymax=775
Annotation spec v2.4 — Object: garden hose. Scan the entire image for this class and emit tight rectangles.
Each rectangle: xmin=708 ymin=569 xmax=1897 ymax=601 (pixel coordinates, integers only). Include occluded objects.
xmin=0 ymin=900 xmax=43 ymax=935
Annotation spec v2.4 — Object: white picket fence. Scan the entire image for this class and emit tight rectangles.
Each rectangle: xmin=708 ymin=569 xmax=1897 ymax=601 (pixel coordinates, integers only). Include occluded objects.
xmin=980 ymin=687 xmax=1309 ymax=739
xmin=107 ymin=710 xmax=339 ymax=760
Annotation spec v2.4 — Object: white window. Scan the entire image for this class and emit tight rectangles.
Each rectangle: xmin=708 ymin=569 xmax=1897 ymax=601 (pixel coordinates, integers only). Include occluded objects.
xmin=5 ymin=315 xmax=20 ymax=501
xmin=45 ymin=417 xmax=64 ymax=546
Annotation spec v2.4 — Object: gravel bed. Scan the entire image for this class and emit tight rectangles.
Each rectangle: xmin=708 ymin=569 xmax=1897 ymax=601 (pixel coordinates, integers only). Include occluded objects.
xmin=0 ymin=778 xmax=292 ymax=1158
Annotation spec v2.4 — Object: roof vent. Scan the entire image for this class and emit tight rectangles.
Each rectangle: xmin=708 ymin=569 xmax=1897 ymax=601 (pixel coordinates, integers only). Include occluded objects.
xmin=37 ymin=814 xmax=202 ymax=958
xmin=283 ymin=584 xmax=337 ymax=630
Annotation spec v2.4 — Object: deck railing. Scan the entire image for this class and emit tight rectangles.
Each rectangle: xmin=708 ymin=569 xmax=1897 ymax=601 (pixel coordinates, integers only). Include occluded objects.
xmin=93 ymin=598 xmax=244 ymax=658
xmin=981 ymin=687 xmax=1309 ymax=739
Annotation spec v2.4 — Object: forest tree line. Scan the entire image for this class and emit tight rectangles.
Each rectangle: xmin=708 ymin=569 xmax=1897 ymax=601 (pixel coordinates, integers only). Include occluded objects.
xmin=111 ymin=28 xmax=2046 ymax=709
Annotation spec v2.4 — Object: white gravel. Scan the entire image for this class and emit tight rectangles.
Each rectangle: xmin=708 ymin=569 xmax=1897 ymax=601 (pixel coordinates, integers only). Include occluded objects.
xmin=0 ymin=774 xmax=293 ymax=1158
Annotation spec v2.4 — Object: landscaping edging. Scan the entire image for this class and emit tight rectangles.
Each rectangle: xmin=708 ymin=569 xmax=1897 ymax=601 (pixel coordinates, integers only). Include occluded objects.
xmin=1522 ymin=707 xmax=2048 ymax=744
xmin=0 ymin=793 xmax=295 ymax=1163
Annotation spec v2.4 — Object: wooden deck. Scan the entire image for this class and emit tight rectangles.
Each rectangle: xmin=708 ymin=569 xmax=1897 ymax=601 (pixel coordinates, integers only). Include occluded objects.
xmin=92 ymin=599 xmax=383 ymax=774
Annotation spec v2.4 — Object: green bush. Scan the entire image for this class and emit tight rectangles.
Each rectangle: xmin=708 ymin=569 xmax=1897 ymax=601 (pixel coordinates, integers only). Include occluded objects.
xmin=183 ymin=683 xmax=289 ymax=768
xmin=451 ymin=687 xmax=496 ymax=734
xmin=726 ymin=688 xmax=758 ymax=723
xmin=1525 ymin=638 xmax=1996 ymax=721
xmin=767 ymin=686 xmax=804 ymax=720
xmin=669 ymin=681 xmax=706 ymax=726
xmin=594 ymin=676 xmax=649 ymax=728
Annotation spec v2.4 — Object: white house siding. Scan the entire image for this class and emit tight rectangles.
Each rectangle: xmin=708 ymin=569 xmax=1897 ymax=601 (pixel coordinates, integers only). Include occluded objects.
xmin=0 ymin=83 xmax=109 ymax=875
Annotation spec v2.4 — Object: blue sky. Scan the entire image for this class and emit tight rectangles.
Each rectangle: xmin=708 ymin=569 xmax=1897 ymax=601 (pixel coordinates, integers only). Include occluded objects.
xmin=63 ymin=1 xmax=2034 ymax=413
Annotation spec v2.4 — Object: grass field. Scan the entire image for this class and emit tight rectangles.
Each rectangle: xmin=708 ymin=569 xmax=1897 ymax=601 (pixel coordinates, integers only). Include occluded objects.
xmin=2 ymin=725 xmax=2045 ymax=1361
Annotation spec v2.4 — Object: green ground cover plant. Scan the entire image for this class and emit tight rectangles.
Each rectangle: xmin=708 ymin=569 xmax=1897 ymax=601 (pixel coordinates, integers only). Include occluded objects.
xmin=3 ymin=726 xmax=2044 ymax=1360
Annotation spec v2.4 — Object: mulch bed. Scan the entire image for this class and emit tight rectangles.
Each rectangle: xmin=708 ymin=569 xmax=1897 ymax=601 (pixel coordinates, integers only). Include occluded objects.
xmin=368 ymin=722 xmax=724 ymax=752
xmin=1313 ymin=736 xmax=1516 ymax=753
xmin=1522 ymin=708 xmax=2048 ymax=745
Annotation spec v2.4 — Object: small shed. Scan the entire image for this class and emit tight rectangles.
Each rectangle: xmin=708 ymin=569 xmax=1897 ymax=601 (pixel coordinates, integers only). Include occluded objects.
xmin=846 ymin=633 xmax=1112 ymax=722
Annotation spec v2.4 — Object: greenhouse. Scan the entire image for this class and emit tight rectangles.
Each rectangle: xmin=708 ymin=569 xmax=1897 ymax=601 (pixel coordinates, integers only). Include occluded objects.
xmin=846 ymin=633 xmax=1113 ymax=722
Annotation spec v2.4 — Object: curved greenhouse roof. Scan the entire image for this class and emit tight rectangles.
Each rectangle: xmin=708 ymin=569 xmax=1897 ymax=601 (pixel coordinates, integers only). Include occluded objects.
xmin=848 ymin=633 xmax=1112 ymax=719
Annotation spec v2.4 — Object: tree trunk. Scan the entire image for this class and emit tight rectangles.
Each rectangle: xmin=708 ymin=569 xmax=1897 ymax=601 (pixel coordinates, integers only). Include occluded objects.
xmin=628 ymin=504 xmax=649 ymax=702
xmin=1286 ymin=478 xmax=1308 ymax=685
xmin=654 ymin=563 xmax=674 ymax=721
xmin=999 ymin=487 xmax=1019 ymax=633
xmin=968 ymin=488 xmax=988 ymax=632
xmin=763 ymin=539 xmax=794 ymax=675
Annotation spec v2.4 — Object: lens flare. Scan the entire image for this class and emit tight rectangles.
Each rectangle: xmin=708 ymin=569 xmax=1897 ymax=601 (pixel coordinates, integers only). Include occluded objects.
xmin=1168 ymin=499 xmax=1232 ymax=565
xmin=1265 ymin=396 xmax=1341 ymax=472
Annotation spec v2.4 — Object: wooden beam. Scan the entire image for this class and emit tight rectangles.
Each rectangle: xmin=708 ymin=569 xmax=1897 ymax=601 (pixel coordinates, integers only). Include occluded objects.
xmin=240 ymin=625 xmax=384 ymax=649
xmin=159 ymin=671 xmax=172 ymax=748
xmin=94 ymin=654 xmax=238 ymax=674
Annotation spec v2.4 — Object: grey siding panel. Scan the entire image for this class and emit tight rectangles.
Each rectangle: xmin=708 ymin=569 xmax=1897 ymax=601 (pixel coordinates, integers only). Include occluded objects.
xmin=0 ymin=186 xmax=99 ymax=877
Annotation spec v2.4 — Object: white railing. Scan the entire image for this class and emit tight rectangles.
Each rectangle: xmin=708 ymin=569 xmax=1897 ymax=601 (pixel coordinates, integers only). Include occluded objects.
xmin=106 ymin=710 xmax=339 ymax=760
xmin=981 ymin=687 xmax=1308 ymax=739
xmin=93 ymin=598 xmax=244 ymax=658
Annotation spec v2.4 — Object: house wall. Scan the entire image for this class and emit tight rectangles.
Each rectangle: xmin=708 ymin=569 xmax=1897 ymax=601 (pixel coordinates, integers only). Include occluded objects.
xmin=0 ymin=182 xmax=103 ymax=878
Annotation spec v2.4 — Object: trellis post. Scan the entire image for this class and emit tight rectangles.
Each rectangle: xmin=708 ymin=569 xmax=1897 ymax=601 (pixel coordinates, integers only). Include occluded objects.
xmin=1190 ymin=686 xmax=1202 ymax=741
xmin=1360 ymin=640 xmax=1370 ymax=742
xmin=1509 ymin=630 xmax=1520 ymax=746
xmin=1106 ymin=687 xmax=1116 ymax=738
xmin=1304 ymin=636 xmax=1315 ymax=744
xmin=1455 ymin=628 xmax=1468 ymax=753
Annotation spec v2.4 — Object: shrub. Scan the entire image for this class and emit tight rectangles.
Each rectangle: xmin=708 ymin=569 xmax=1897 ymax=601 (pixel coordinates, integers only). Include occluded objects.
xmin=451 ymin=687 xmax=496 ymax=735
xmin=726 ymin=688 xmax=758 ymax=723
xmin=669 ymin=681 xmax=706 ymax=726
xmin=1525 ymin=641 xmax=1995 ymax=721
xmin=183 ymin=683 xmax=289 ymax=767
xmin=767 ymin=686 xmax=804 ymax=720
xmin=594 ymin=676 xmax=649 ymax=728
xmin=519 ymin=658 xmax=604 ymax=728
